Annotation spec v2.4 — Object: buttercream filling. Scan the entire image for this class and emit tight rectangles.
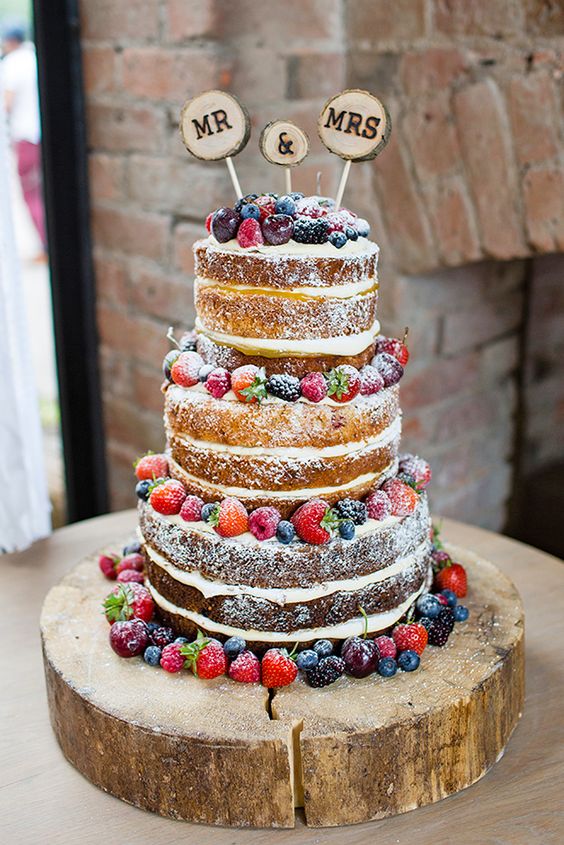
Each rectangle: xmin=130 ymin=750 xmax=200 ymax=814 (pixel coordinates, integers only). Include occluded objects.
xmin=142 ymin=537 xmax=429 ymax=605
xmin=168 ymin=382 xmax=393 ymax=408
xmin=195 ymin=317 xmax=381 ymax=357
xmin=205 ymin=234 xmax=378 ymax=259
xmin=195 ymin=275 xmax=378 ymax=299
xmin=146 ymin=580 xmax=426 ymax=642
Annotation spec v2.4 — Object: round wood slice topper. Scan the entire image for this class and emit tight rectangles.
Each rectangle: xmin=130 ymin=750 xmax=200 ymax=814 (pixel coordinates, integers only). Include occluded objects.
xmin=318 ymin=89 xmax=391 ymax=161
xmin=179 ymin=90 xmax=251 ymax=161
xmin=259 ymin=120 xmax=309 ymax=167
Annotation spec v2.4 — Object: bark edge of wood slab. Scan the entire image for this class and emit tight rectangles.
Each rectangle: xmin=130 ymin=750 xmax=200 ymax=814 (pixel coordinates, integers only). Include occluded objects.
xmin=40 ymin=539 xmax=524 ymax=828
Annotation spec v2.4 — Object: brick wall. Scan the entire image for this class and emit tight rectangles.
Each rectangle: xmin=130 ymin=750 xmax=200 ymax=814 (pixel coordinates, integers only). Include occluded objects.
xmin=79 ymin=0 xmax=564 ymax=529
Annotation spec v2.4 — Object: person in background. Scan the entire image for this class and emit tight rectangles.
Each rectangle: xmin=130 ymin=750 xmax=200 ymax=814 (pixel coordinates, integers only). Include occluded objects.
xmin=1 ymin=24 xmax=47 ymax=260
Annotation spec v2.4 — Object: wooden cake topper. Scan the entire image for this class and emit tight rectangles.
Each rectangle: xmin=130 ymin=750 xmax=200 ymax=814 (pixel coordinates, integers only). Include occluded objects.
xmin=318 ymin=89 xmax=391 ymax=209
xmin=179 ymin=90 xmax=251 ymax=198
xmin=259 ymin=120 xmax=309 ymax=193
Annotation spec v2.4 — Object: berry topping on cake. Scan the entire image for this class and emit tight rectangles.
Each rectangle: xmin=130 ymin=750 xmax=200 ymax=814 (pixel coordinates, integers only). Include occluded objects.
xmin=377 ymin=657 xmax=397 ymax=677
xmin=440 ymin=588 xmax=458 ymax=608
xmin=292 ymin=217 xmax=329 ymax=244
xmin=231 ymin=364 xmax=267 ymax=403
xmin=372 ymin=352 xmax=404 ymax=387
xmin=328 ymin=231 xmax=347 ymax=248
xmin=356 ymin=217 xmax=370 ymax=237
xmin=398 ymin=454 xmax=431 ymax=490
xmin=291 ymin=499 xmax=340 ymax=544
xmin=116 ymin=568 xmax=144 ymax=584
xmin=312 ymin=639 xmax=333 ymax=658
xmin=262 ymin=213 xmax=294 ymax=245
xmin=376 ymin=331 xmax=410 ymax=366
xmin=240 ymin=202 xmax=260 ymax=220
xmin=149 ymin=625 xmax=175 ymax=648
xmin=205 ymin=211 xmax=214 ymax=233
xmin=261 ymin=648 xmax=298 ymax=688
xmin=198 ymin=364 xmax=215 ymax=382
xmin=397 ymin=650 xmax=420 ymax=672
xmin=276 ymin=519 xmax=296 ymax=544
xmin=266 ymin=373 xmax=301 ymax=402
xmin=180 ymin=330 xmax=197 ymax=352
xmin=160 ymin=642 xmax=186 ymax=673
xmin=211 ymin=207 xmax=241 ymax=243
xmin=204 ymin=367 xmax=231 ymax=399
xmin=365 ymin=488 xmax=392 ymax=521
xmin=341 ymin=636 xmax=379 ymax=678
xmin=170 ymin=351 xmax=205 ymax=388
xmin=104 ymin=583 xmax=154 ymax=624
xmin=335 ymin=498 xmax=368 ymax=525
xmin=180 ymin=631 xmax=227 ymax=679
xmin=228 ymin=650 xmax=261 ymax=683
xmin=201 ymin=502 xmax=217 ymax=522
xmin=255 ymin=194 xmax=277 ymax=221
xmin=208 ymin=497 xmax=249 ymax=537
xmin=179 ymin=494 xmax=205 ymax=522
xmin=109 ymin=619 xmax=149 ymax=658
xmin=434 ymin=561 xmax=467 ymax=598
xmin=116 ymin=553 xmax=144 ymax=574
xmin=223 ymin=636 xmax=246 ymax=659
xmin=249 ymin=506 xmax=281 ymax=541
xmin=295 ymin=649 xmax=319 ymax=670
xmin=345 ymin=226 xmax=358 ymax=241
xmin=294 ymin=196 xmax=326 ymax=218
xmin=325 ymin=209 xmax=357 ymax=232
xmin=374 ymin=635 xmax=397 ymax=659
xmin=149 ymin=478 xmax=187 ymax=515
xmin=416 ymin=593 xmax=442 ymax=619
xmin=274 ymin=195 xmax=296 ymax=216
xmin=306 ymin=655 xmax=345 ymax=687
xmin=338 ymin=520 xmax=355 ymax=539
xmin=143 ymin=645 xmax=162 ymax=666
xmin=163 ymin=349 xmax=180 ymax=380
xmin=234 ymin=193 xmax=259 ymax=213
xmin=381 ymin=478 xmax=419 ymax=516
xmin=135 ymin=479 xmax=151 ymax=501
xmin=300 ymin=371 xmax=327 ymax=403
xmin=326 ymin=365 xmax=360 ymax=403
xmin=135 ymin=452 xmax=169 ymax=482
xmin=427 ymin=607 xmax=455 ymax=646
xmin=359 ymin=364 xmax=385 ymax=396
xmin=237 ymin=217 xmax=264 ymax=248
xmin=98 ymin=553 xmax=119 ymax=579
xmin=392 ymin=622 xmax=428 ymax=655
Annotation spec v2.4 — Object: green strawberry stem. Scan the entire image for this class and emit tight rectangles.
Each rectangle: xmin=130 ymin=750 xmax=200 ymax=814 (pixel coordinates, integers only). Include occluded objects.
xmin=326 ymin=368 xmax=350 ymax=400
xmin=240 ymin=370 xmax=267 ymax=403
xmin=320 ymin=507 xmax=341 ymax=535
xmin=103 ymin=584 xmax=134 ymax=622
xmin=179 ymin=630 xmax=210 ymax=676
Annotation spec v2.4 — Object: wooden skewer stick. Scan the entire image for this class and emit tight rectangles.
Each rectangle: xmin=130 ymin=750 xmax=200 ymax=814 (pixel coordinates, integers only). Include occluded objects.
xmin=225 ymin=156 xmax=243 ymax=199
xmin=285 ymin=167 xmax=292 ymax=195
xmin=334 ymin=159 xmax=351 ymax=211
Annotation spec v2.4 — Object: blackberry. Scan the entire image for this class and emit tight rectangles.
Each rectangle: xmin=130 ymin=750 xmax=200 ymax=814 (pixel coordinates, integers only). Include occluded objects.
xmin=306 ymin=655 xmax=345 ymax=688
xmin=427 ymin=607 xmax=455 ymax=646
xmin=419 ymin=616 xmax=433 ymax=631
xmin=335 ymin=498 xmax=368 ymax=525
xmin=292 ymin=217 xmax=329 ymax=245
xmin=149 ymin=625 xmax=175 ymax=648
xmin=267 ymin=373 xmax=301 ymax=402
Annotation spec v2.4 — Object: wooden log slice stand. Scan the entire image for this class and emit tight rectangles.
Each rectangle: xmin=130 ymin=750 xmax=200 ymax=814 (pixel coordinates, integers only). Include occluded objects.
xmin=40 ymin=540 xmax=524 ymax=829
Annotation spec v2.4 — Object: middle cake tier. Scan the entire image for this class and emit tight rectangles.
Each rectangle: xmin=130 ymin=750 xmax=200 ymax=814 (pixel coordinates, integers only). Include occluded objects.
xmin=164 ymin=381 xmax=401 ymax=517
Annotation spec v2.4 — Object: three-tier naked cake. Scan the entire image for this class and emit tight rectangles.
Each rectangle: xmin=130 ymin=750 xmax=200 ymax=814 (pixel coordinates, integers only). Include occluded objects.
xmin=137 ymin=194 xmax=433 ymax=651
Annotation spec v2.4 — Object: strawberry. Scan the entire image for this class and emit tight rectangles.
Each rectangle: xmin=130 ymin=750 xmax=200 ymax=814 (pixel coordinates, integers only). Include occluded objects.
xmin=98 ymin=553 xmax=119 ymax=579
xmin=116 ymin=553 xmax=144 ymax=574
xmin=381 ymin=478 xmax=419 ymax=517
xmin=434 ymin=562 xmax=467 ymax=598
xmin=392 ymin=622 xmax=428 ymax=655
xmin=208 ymin=497 xmax=249 ymax=537
xmin=103 ymin=582 xmax=154 ymax=624
xmin=326 ymin=365 xmax=360 ymax=403
xmin=376 ymin=330 xmax=409 ymax=366
xmin=291 ymin=498 xmax=340 ymax=544
xmin=374 ymin=635 xmax=397 ymax=659
xmin=398 ymin=454 xmax=432 ymax=491
xmin=231 ymin=364 xmax=267 ymax=403
xmin=149 ymin=478 xmax=187 ymax=515
xmin=134 ymin=452 xmax=169 ymax=481
xmin=228 ymin=649 xmax=261 ymax=683
xmin=255 ymin=195 xmax=276 ymax=221
xmin=261 ymin=648 xmax=298 ymax=688
xmin=170 ymin=350 xmax=204 ymax=387
xmin=180 ymin=631 xmax=227 ymax=679
xmin=205 ymin=211 xmax=214 ymax=233
xmin=237 ymin=217 xmax=264 ymax=248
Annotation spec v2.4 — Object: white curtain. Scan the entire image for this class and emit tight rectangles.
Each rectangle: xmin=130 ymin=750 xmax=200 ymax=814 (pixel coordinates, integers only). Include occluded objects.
xmin=0 ymin=74 xmax=51 ymax=551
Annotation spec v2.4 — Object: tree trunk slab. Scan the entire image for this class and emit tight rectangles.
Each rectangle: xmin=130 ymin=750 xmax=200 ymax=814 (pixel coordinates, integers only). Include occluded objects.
xmin=41 ymin=540 xmax=524 ymax=828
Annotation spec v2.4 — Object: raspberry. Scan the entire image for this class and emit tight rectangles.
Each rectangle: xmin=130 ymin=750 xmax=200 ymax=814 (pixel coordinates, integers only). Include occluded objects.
xmin=372 ymin=352 xmax=404 ymax=388
xmin=300 ymin=371 xmax=327 ymax=403
xmin=374 ymin=635 xmax=397 ymax=659
xmin=116 ymin=553 xmax=144 ymax=574
xmin=291 ymin=498 xmax=340 ymax=545
xmin=326 ymin=365 xmax=360 ymax=402
xmin=231 ymin=364 xmax=267 ymax=403
xmin=237 ymin=217 xmax=264 ymax=248
xmin=266 ymin=373 xmax=301 ymax=402
xmin=181 ymin=632 xmax=227 ymax=679
xmin=116 ymin=569 xmax=144 ymax=584
xmin=262 ymin=214 xmax=294 ymax=245
xmin=359 ymin=364 xmax=385 ymax=396
xmin=334 ymin=498 xmax=367 ymax=525
xmin=381 ymin=478 xmax=419 ymax=517
xmin=432 ymin=549 xmax=451 ymax=567
xmin=427 ymin=607 xmax=455 ymax=646
xmin=170 ymin=351 xmax=205 ymax=388
xmin=149 ymin=478 xmax=187 ymax=515
xmin=109 ymin=619 xmax=149 ymax=658
xmin=325 ymin=209 xmax=357 ymax=232
xmin=365 ymin=489 xmax=392 ymax=521
xmin=180 ymin=494 xmax=205 ymax=522
xmin=149 ymin=625 xmax=175 ymax=648
xmin=204 ymin=367 xmax=231 ymax=399
xmin=249 ymin=506 xmax=281 ymax=541
xmin=261 ymin=648 xmax=298 ymax=688
xmin=209 ymin=497 xmax=249 ymax=538
xmin=228 ymin=650 xmax=261 ymax=683
xmin=392 ymin=622 xmax=428 ymax=655
xmin=160 ymin=642 xmax=186 ymax=673
xmin=376 ymin=333 xmax=409 ymax=366
xmin=104 ymin=583 xmax=154 ymax=624
xmin=294 ymin=197 xmax=325 ymax=218
xmin=98 ymin=553 xmax=119 ymax=579
xmin=292 ymin=217 xmax=329 ymax=244
xmin=398 ymin=454 xmax=432 ymax=490
xmin=306 ymin=655 xmax=345 ymax=687
xmin=135 ymin=452 xmax=169 ymax=481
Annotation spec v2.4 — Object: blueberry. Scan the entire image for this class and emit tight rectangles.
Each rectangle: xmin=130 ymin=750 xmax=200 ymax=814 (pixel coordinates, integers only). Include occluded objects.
xmin=377 ymin=657 xmax=397 ymax=677
xmin=416 ymin=593 xmax=442 ymax=619
xmin=398 ymin=650 xmax=420 ymax=672
xmin=356 ymin=218 xmax=370 ymax=237
xmin=295 ymin=649 xmax=319 ymax=670
xmin=441 ymin=589 xmax=458 ymax=608
xmin=147 ymin=621 xmax=161 ymax=633
xmin=240 ymin=203 xmax=261 ymax=220
xmin=123 ymin=540 xmax=142 ymax=555
xmin=313 ymin=639 xmax=333 ymax=658
xmin=163 ymin=349 xmax=180 ymax=380
xmin=234 ymin=194 xmax=259 ymax=212
xmin=201 ymin=502 xmax=217 ymax=522
xmin=198 ymin=363 xmax=215 ymax=382
xmin=328 ymin=231 xmax=347 ymax=249
xmin=143 ymin=645 xmax=162 ymax=666
xmin=276 ymin=520 xmax=295 ymax=544
xmin=275 ymin=195 xmax=296 ymax=216
xmin=345 ymin=226 xmax=358 ymax=241
xmin=135 ymin=479 xmax=151 ymax=501
xmin=174 ymin=636 xmax=189 ymax=644
xmin=223 ymin=636 xmax=246 ymax=659
xmin=453 ymin=605 xmax=469 ymax=622
xmin=338 ymin=520 xmax=356 ymax=540
xmin=289 ymin=191 xmax=304 ymax=200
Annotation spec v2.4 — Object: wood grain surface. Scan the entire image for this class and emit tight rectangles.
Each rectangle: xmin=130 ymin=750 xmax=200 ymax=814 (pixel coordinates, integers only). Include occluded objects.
xmin=2 ymin=510 xmax=564 ymax=844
